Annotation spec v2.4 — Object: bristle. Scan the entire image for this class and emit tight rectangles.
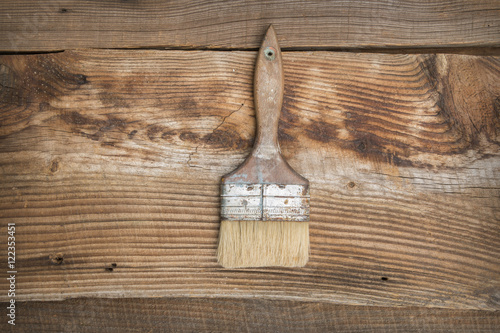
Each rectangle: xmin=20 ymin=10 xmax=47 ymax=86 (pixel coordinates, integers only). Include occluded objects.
xmin=217 ymin=221 xmax=309 ymax=268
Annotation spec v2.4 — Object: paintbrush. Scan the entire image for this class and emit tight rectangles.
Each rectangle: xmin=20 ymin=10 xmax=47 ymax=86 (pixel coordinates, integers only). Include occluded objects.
xmin=217 ymin=25 xmax=310 ymax=268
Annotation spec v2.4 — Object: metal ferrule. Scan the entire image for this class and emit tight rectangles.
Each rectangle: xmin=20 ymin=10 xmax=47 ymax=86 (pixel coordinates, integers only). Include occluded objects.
xmin=221 ymin=183 xmax=310 ymax=221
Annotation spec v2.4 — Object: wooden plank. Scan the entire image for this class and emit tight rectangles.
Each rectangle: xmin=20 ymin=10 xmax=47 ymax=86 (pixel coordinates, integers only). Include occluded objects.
xmin=2 ymin=298 xmax=500 ymax=332
xmin=0 ymin=50 xmax=499 ymax=310
xmin=1 ymin=0 xmax=499 ymax=52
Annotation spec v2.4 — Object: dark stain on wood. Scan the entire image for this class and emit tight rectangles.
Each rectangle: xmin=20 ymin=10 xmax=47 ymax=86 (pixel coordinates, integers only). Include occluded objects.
xmin=178 ymin=98 xmax=198 ymax=111
xmin=281 ymin=93 xmax=300 ymax=125
xmin=146 ymin=125 xmax=165 ymax=141
xmin=179 ymin=131 xmax=199 ymax=142
xmin=59 ymin=111 xmax=128 ymax=142
xmin=278 ymin=128 xmax=296 ymax=143
xmin=203 ymin=129 xmax=253 ymax=150
xmin=304 ymin=120 xmax=338 ymax=143
xmin=161 ymin=130 xmax=178 ymax=140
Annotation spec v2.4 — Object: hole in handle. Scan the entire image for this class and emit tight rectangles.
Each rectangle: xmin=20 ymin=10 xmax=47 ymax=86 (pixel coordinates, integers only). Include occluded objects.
xmin=264 ymin=47 xmax=276 ymax=61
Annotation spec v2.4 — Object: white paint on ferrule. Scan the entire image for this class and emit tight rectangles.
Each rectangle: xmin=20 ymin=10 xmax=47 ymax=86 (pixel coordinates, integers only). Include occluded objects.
xmin=221 ymin=184 xmax=310 ymax=221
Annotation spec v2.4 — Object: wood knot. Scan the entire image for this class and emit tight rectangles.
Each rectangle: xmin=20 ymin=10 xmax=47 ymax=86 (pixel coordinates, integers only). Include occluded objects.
xmin=49 ymin=160 xmax=59 ymax=173
xmin=74 ymin=74 xmax=87 ymax=85
xmin=49 ymin=253 xmax=64 ymax=265
xmin=128 ymin=130 xmax=138 ymax=139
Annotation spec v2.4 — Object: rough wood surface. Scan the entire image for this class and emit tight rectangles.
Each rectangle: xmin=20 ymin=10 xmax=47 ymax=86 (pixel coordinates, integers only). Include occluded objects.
xmin=2 ymin=298 xmax=500 ymax=332
xmin=1 ymin=0 xmax=499 ymax=52
xmin=0 ymin=50 xmax=499 ymax=310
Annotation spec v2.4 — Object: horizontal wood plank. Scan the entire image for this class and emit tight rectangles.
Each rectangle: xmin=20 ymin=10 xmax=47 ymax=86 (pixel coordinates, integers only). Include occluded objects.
xmin=2 ymin=298 xmax=500 ymax=332
xmin=0 ymin=0 xmax=499 ymax=52
xmin=0 ymin=50 xmax=499 ymax=310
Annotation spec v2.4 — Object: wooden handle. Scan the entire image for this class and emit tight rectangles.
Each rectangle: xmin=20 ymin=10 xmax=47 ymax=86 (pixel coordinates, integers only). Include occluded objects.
xmin=223 ymin=25 xmax=308 ymax=185
xmin=252 ymin=25 xmax=284 ymax=158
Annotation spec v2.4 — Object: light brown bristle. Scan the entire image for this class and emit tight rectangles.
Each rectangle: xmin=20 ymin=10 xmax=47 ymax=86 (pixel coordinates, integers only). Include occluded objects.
xmin=217 ymin=221 xmax=309 ymax=268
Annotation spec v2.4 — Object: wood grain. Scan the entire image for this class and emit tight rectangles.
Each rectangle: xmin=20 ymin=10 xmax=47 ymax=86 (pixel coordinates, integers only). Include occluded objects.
xmin=0 ymin=50 xmax=499 ymax=310
xmin=0 ymin=0 xmax=499 ymax=52
xmin=2 ymin=298 xmax=500 ymax=332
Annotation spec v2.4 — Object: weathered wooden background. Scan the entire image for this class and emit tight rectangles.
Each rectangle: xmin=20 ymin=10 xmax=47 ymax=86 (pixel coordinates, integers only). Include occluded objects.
xmin=1 ymin=1 xmax=499 ymax=332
